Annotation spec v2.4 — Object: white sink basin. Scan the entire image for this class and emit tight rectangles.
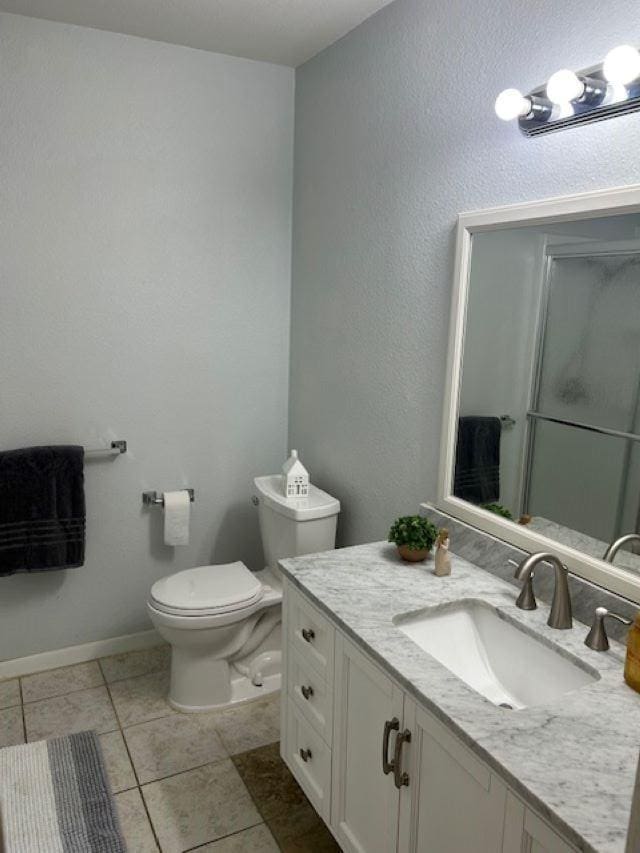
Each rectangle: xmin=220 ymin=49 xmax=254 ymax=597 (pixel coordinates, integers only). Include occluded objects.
xmin=394 ymin=600 xmax=598 ymax=710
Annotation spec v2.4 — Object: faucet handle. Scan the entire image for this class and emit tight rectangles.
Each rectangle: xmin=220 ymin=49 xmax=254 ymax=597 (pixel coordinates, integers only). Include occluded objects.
xmin=515 ymin=571 xmax=536 ymax=610
xmin=584 ymin=606 xmax=632 ymax=651
xmin=510 ymin=558 xmax=536 ymax=609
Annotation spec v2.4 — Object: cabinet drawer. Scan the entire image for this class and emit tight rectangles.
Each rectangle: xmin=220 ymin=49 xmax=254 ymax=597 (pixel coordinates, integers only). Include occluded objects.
xmin=288 ymin=647 xmax=333 ymax=745
xmin=288 ymin=585 xmax=335 ymax=681
xmin=285 ymin=697 xmax=331 ymax=821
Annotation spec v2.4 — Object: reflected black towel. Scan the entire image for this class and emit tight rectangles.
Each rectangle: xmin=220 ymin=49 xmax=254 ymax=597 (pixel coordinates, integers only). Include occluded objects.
xmin=453 ymin=417 xmax=501 ymax=504
xmin=0 ymin=446 xmax=85 ymax=576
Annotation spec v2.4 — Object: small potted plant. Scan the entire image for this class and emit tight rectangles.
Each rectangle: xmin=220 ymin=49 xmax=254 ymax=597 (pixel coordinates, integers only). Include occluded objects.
xmin=388 ymin=515 xmax=439 ymax=562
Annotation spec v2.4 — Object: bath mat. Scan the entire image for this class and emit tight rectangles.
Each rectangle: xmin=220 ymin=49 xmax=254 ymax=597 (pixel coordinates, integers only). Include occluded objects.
xmin=0 ymin=730 xmax=126 ymax=852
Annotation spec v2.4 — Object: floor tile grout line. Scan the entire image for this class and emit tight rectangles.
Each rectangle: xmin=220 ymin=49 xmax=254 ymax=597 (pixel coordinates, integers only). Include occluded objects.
xmin=111 ymin=702 xmax=141 ymax=788
xmin=136 ymin=782 xmax=163 ymax=852
xmin=22 ymin=681 xmax=107 ymax=706
xmin=100 ymin=664 xmax=169 ymax=687
xmin=96 ymin=656 xmax=108 ymax=683
xmin=12 ymin=656 xmax=168 ymax=698
xmin=136 ymin=753 xmax=242 ymax=788
xmin=103 ymin=679 xmax=127 ymax=731
xmin=105 ymin=672 xmax=164 ymax=853
xmin=181 ymin=819 xmax=268 ymax=852
xmin=104 ymin=671 xmax=176 ymax=731
xmin=17 ymin=679 xmax=26 ymax=744
xmin=19 ymin=659 xmax=105 ymax=694
xmin=118 ymin=707 xmax=177 ymax=729
xmin=7 ymin=646 xmax=169 ymax=686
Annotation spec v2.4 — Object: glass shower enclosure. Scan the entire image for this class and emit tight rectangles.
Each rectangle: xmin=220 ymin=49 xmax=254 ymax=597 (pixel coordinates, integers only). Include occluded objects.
xmin=522 ymin=242 xmax=640 ymax=544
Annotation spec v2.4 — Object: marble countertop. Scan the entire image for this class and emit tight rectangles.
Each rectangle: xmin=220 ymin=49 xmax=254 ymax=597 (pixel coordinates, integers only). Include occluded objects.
xmin=280 ymin=542 xmax=640 ymax=853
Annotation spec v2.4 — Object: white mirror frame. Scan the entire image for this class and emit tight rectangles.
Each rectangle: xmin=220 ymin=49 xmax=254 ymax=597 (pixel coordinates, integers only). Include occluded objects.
xmin=437 ymin=183 xmax=640 ymax=604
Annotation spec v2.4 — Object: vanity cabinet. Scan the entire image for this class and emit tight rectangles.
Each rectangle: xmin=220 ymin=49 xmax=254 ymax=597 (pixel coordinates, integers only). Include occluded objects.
xmin=332 ymin=633 xmax=404 ymax=853
xmin=281 ymin=580 xmax=577 ymax=853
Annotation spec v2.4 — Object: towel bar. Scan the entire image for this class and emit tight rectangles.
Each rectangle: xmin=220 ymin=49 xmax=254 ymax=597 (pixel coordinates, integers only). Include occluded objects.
xmin=85 ymin=440 xmax=127 ymax=457
xmin=142 ymin=489 xmax=195 ymax=507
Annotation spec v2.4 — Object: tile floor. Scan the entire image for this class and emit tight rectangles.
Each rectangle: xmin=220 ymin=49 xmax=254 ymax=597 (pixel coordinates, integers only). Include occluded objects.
xmin=0 ymin=646 xmax=341 ymax=852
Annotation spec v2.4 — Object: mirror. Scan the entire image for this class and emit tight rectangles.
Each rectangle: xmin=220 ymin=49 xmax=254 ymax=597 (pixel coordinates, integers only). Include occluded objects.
xmin=438 ymin=186 xmax=640 ymax=601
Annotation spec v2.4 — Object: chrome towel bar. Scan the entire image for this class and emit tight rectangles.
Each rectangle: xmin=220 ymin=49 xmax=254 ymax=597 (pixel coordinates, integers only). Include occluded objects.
xmin=85 ymin=440 xmax=127 ymax=457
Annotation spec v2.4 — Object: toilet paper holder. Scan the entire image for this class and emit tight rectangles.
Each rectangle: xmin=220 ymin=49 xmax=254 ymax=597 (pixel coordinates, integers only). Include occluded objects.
xmin=142 ymin=489 xmax=195 ymax=507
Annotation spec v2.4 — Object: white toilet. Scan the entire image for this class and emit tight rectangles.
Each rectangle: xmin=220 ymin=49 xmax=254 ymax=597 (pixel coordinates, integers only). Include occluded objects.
xmin=147 ymin=474 xmax=340 ymax=712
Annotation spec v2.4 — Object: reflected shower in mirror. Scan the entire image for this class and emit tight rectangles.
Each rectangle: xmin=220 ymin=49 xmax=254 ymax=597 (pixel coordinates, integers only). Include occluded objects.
xmin=455 ymin=214 xmax=640 ymax=574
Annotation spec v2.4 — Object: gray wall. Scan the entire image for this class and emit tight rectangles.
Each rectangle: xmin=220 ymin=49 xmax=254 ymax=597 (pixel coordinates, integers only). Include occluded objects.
xmin=289 ymin=0 xmax=640 ymax=547
xmin=0 ymin=13 xmax=294 ymax=660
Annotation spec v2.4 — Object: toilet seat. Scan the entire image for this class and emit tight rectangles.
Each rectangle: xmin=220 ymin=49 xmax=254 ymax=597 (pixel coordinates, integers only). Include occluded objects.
xmin=150 ymin=561 xmax=264 ymax=617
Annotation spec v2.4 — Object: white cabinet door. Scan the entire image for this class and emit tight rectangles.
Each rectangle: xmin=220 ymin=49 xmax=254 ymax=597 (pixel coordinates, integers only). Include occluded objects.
xmin=331 ymin=634 xmax=404 ymax=853
xmin=502 ymin=792 xmax=577 ymax=853
xmin=398 ymin=698 xmax=507 ymax=853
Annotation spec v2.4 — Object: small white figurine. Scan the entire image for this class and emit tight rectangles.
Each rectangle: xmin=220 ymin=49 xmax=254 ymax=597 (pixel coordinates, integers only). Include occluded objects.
xmin=434 ymin=528 xmax=452 ymax=577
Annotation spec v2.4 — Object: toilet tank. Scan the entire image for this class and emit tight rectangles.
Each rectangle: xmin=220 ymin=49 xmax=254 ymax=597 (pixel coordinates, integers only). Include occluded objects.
xmin=253 ymin=475 xmax=340 ymax=574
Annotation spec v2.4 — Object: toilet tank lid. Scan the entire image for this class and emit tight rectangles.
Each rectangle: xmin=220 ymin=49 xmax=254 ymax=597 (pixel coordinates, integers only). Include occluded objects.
xmin=150 ymin=561 xmax=263 ymax=613
xmin=254 ymin=475 xmax=340 ymax=521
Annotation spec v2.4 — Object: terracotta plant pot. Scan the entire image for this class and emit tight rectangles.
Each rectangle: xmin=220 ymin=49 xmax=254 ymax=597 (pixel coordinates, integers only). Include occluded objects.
xmin=397 ymin=545 xmax=430 ymax=562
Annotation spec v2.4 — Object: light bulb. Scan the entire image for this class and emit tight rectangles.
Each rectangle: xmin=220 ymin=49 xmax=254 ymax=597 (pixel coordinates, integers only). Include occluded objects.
xmin=546 ymin=69 xmax=585 ymax=104
xmin=603 ymin=45 xmax=640 ymax=85
xmin=494 ymin=88 xmax=531 ymax=121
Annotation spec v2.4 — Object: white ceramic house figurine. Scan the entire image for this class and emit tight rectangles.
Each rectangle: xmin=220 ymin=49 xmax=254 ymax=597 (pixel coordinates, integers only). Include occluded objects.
xmin=282 ymin=450 xmax=309 ymax=498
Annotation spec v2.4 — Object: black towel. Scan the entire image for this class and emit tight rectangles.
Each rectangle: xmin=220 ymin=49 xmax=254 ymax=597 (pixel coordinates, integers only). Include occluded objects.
xmin=0 ymin=445 xmax=85 ymax=576
xmin=453 ymin=417 xmax=501 ymax=504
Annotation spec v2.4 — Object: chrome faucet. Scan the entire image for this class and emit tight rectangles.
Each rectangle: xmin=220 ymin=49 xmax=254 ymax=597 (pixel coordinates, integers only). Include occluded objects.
xmin=514 ymin=552 xmax=573 ymax=629
xmin=603 ymin=533 xmax=640 ymax=563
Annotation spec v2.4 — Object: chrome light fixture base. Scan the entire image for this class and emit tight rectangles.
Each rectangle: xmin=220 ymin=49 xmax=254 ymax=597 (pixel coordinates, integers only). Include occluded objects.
xmin=520 ymin=63 xmax=640 ymax=136
xmin=494 ymin=45 xmax=640 ymax=136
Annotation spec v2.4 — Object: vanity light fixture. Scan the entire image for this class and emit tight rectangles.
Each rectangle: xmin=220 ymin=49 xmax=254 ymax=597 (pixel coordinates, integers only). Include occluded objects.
xmin=495 ymin=44 xmax=640 ymax=135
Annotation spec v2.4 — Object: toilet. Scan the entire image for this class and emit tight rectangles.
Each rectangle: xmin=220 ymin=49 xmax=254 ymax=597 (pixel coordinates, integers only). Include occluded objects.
xmin=147 ymin=474 xmax=340 ymax=712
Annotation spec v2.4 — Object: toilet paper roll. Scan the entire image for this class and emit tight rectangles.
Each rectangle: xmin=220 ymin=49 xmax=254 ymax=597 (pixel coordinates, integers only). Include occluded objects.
xmin=163 ymin=490 xmax=190 ymax=546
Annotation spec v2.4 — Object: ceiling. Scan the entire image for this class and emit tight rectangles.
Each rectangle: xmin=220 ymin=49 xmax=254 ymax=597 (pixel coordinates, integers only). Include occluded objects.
xmin=0 ymin=0 xmax=396 ymax=66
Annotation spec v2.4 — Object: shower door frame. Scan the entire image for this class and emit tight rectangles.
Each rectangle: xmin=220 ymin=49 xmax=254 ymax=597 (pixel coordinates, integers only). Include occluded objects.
xmin=518 ymin=238 xmax=640 ymax=540
xmin=436 ymin=182 xmax=640 ymax=604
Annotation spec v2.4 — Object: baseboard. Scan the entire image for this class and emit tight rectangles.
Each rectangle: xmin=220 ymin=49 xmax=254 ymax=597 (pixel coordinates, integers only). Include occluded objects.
xmin=0 ymin=629 xmax=163 ymax=680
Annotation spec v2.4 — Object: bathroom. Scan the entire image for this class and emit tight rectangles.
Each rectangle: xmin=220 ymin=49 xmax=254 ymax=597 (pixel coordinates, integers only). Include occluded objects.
xmin=1 ymin=0 xmax=640 ymax=850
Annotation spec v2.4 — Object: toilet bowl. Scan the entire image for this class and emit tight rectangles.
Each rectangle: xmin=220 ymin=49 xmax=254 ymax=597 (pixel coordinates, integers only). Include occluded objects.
xmin=147 ymin=475 xmax=340 ymax=712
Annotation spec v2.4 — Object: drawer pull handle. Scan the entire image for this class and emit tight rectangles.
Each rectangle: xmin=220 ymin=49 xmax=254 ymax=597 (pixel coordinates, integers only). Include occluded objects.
xmin=301 ymin=628 xmax=315 ymax=643
xmin=382 ymin=717 xmax=399 ymax=775
xmin=299 ymin=747 xmax=312 ymax=763
xmin=393 ymin=729 xmax=411 ymax=789
xmin=301 ymin=685 xmax=314 ymax=701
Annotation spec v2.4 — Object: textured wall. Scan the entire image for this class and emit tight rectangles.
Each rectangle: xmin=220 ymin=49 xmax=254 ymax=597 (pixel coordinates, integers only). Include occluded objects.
xmin=0 ymin=13 xmax=294 ymax=659
xmin=289 ymin=0 xmax=640 ymax=547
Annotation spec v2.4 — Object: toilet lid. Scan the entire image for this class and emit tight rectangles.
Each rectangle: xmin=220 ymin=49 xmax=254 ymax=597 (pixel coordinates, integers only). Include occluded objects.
xmin=150 ymin=561 xmax=264 ymax=616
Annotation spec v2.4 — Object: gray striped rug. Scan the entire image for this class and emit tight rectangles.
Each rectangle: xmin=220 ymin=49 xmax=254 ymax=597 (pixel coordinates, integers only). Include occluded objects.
xmin=0 ymin=730 xmax=126 ymax=852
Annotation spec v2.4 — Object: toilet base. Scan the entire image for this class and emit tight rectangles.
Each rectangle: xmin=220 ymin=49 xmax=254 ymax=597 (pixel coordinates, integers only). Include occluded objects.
xmin=167 ymin=625 xmax=282 ymax=713
xmin=169 ymin=668 xmax=281 ymax=713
